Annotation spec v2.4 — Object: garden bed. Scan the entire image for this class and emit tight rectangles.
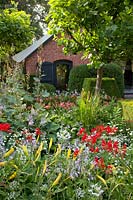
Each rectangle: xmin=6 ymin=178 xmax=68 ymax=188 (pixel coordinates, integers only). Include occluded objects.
xmin=0 ymin=74 xmax=133 ymax=200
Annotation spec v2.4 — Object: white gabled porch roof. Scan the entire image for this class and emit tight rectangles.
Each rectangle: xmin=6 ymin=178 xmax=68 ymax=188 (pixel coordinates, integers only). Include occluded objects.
xmin=12 ymin=34 xmax=53 ymax=63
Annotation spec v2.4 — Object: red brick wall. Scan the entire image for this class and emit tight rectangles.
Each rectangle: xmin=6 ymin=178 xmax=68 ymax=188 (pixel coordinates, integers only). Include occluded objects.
xmin=25 ymin=51 xmax=38 ymax=75
xmin=25 ymin=38 xmax=89 ymax=75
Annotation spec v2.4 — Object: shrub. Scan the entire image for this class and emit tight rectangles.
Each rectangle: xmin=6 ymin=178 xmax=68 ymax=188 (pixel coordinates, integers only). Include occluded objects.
xmin=68 ymin=65 xmax=96 ymax=92
xmin=102 ymin=63 xmax=124 ymax=97
xmin=83 ymin=77 xmax=121 ymax=98
xmin=39 ymin=83 xmax=56 ymax=93
xmin=33 ymin=78 xmax=56 ymax=95
xmin=68 ymin=63 xmax=124 ymax=97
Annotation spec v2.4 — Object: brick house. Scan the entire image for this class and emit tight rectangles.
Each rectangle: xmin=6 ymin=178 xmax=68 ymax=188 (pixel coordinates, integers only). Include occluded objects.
xmin=13 ymin=35 xmax=89 ymax=89
xmin=13 ymin=35 xmax=133 ymax=93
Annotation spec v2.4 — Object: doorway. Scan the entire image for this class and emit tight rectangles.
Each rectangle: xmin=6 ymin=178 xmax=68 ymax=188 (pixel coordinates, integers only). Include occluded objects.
xmin=124 ymin=60 xmax=133 ymax=89
xmin=54 ymin=60 xmax=72 ymax=90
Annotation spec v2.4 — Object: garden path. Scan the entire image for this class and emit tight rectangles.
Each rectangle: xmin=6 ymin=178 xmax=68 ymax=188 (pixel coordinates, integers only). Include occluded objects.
xmin=124 ymin=88 xmax=133 ymax=99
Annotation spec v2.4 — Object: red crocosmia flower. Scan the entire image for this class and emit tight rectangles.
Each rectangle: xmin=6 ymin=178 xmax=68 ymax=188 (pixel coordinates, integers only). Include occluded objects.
xmin=96 ymin=131 xmax=102 ymax=138
xmin=107 ymin=140 xmax=113 ymax=152
xmin=95 ymin=147 xmax=99 ymax=153
xmin=86 ymin=135 xmax=92 ymax=143
xmin=77 ymin=127 xmax=86 ymax=136
xmin=101 ymin=139 xmax=111 ymax=152
xmin=91 ymin=125 xmax=105 ymax=134
xmin=0 ymin=123 xmax=11 ymax=132
xmin=90 ymin=135 xmax=97 ymax=144
xmin=35 ymin=128 xmax=41 ymax=136
xmin=94 ymin=156 xmax=99 ymax=164
xmin=90 ymin=134 xmax=100 ymax=145
xmin=90 ymin=147 xmax=94 ymax=152
xmin=94 ymin=131 xmax=101 ymax=140
xmin=81 ymin=133 xmax=88 ymax=142
xmin=113 ymin=141 xmax=119 ymax=154
xmin=26 ymin=135 xmax=33 ymax=142
xmin=101 ymin=139 xmax=107 ymax=150
xmin=105 ymin=126 xmax=118 ymax=135
xmin=105 ymin=126 xmax=112 ymax=134
xmin=102 ymin=139 xmax=119 ymax=154
xmin=98 ymin=157 xmax=106 ymax=169
xmin=73 ymin=148 xmax=80 ymax=158
xmin=96 ymin=125 xmax=105 ymax=132
xmin=90 ymin=127 xmax=97 ymax=133
xmin=106 ymin=165 xmax=113 ymax=174
xmin=112 ymin=127 xmax=118 ymax=133
xmin=94 ymin=157 xmax=106 ymax=169
xmin=90 ymin=146 xmax=99 ymax=153
xmin=121 ymin=143 xmax=127 ymax=157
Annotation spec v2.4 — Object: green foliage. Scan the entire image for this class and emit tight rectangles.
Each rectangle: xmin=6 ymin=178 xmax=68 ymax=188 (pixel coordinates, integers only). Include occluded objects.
xmin=47 ymin=0 xmax=132 ymax=94
xmin=68 ymin=65 xmax=96 ymax=92
xmin=19 ymin=75 xmax=56 ymax=94
xmin=0 ymin=124 xmax=132 ymax=200
xmin=0 ymin=8 xmax=34 ymax=57
xmin=33 ymin=81 xmax=56 ymax=97
xmin=28 ymin=75 xmax=36 ymax=92
xmin=0 ymin=0 xmax=49 ymax=37
xmin=43 ymin=92 xmax=77 ymax=107
xmin=0 ymin=7 xmax=34 ymax=81
xmin=0 ymin=66 xmax=133 ymax=199
xmin=102 ymin=63 xmax=124 ymax=97
xmin=83 ymin=77 xmax=121 ymax=98
xmin=47 ymin=0 xmax=133 ymax=64
xmin=120 ymin=100 xmax=133 ymax=129
xmin=68 ymin=63 xmax=124 ymax=97
xmin=78 ymin=91 xmax=101 ymax=130
xmin=98 ymin=99 xmax=125 ymax=130
xmin=0 ymin=69 xmax=80 ymax=142
xmin=39 ymin=83 xmax=56 ymax=93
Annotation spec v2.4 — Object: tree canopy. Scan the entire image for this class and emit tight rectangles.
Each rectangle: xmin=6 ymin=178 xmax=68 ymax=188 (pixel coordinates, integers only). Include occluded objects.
xmin=0 ymin=0 xmax=49 ymax=37
xmin=0 ymin=8 xmax=34 ymax=60
xmin=47 ymin=0 xmax=133 ymax=64
xmin=0 ymin=8 xmax=34 ymax=81
xmin=47 ymin=0 xmax=133 ymax=94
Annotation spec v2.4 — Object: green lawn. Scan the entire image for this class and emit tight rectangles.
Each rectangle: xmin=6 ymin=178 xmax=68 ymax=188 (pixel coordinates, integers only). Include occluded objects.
xmin=120 ymin=99 xmax=133 ymax=129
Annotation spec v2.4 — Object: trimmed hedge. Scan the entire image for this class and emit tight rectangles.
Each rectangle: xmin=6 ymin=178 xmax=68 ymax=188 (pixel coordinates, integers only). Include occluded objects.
xmin=68 ymin=63 xmax=124 ymax=97
xmin=102 ymin=63 xmax=124 ymax=97
xmin=82 ymin=77 xmax=121 ymax=98
xmin=68 ymin=65 xmax=96 ymax=92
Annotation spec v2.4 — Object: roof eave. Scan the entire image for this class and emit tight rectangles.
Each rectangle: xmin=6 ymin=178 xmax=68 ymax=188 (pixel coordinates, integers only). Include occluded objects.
xmin=12 ymin=34 xmax=53 ymax=63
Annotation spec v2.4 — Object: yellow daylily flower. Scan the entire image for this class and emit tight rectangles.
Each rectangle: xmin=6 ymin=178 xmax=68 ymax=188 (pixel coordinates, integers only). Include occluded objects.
xmin=3 ymin=147 xmax=15 ymax=158
xmin=52 ymin=172 xmax=62 ymax=187
xmin=9 ymin=171 xmax=17 ymax=180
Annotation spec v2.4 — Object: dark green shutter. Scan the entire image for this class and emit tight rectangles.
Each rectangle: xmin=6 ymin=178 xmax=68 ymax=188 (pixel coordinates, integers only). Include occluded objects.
xmin=40 ymin=62 xmax=55 ymax=85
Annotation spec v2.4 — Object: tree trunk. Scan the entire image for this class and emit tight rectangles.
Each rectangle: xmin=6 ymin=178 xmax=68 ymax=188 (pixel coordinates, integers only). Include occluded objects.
xmin=95 ymin=67 xmax=103 ymax=96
